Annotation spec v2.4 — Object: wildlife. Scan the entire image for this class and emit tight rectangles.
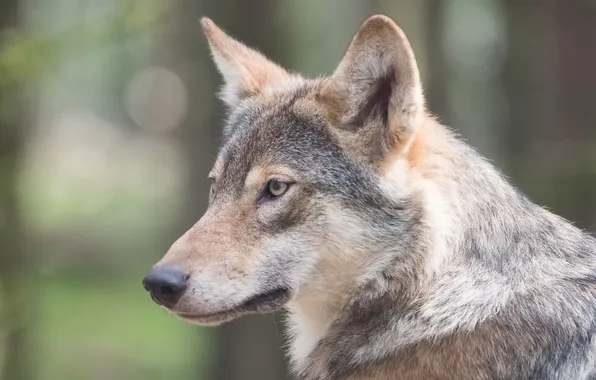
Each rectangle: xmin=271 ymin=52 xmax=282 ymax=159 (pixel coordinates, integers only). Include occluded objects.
xmin=143 ymin=14 xmax=596 ymax=379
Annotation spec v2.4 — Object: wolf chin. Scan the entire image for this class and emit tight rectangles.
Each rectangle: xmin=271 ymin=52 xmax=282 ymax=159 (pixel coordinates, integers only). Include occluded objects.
xmin=142 ymin=15 xmax=596 ymax=380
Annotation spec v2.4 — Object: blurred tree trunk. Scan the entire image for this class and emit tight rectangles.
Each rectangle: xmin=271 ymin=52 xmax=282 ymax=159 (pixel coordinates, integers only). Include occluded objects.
xmin=155 ymin=1 xmax=288 ymax=379
xmin=502 ymin=0 xmax=554 ymax=182
xmin=549 ymin=0 xmax=596 ymax=230
xmin=0 ymin=1 xmax=32 ymax=380
xmin=423 ymin=0 xmax=449 ymax=124
xmin=503 ymin=0 xmax=596 ymax=231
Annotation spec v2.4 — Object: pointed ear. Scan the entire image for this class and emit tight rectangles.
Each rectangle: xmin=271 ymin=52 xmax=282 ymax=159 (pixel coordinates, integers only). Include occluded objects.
xmin=319 ymin=15 xmax=424 ymax=160
xmin=200 ymin=17 xmax=292 ymax=108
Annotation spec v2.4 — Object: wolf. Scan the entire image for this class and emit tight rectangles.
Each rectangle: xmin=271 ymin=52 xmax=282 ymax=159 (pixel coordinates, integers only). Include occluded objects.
xmin=142 ymin=15 xmax=596 ymax=380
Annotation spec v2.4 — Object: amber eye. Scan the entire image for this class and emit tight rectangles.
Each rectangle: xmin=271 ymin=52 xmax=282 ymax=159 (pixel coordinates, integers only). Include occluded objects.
xmin=266 ymin=179 xmax=289 ymax=198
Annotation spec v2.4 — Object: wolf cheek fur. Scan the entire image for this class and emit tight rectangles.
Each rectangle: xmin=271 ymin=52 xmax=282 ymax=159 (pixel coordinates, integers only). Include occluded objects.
xmin=143 ymin=14 xmax=596 ymax=380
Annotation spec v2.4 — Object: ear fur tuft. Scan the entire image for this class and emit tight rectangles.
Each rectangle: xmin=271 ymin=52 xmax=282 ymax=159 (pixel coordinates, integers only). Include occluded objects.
xmin=200 ymin=17 xmax=291 ymax=108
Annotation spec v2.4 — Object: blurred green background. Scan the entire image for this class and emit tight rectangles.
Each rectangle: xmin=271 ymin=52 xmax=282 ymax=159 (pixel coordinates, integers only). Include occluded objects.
xmin=1 ymin=0 xmax=595 ymax=379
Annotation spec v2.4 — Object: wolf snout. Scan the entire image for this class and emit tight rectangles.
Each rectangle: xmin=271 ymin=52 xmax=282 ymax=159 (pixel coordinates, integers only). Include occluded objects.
xmin=142 ymin=265 xmax=189 ymax=308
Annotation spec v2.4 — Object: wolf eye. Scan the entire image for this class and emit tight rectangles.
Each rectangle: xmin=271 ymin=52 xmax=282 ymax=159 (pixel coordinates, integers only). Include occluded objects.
xmin=257 ymin=179 xmax=292 ymax=204
xmin=257 ymin=179 xmax=290 ymax=203
xmin=267 ymin=180 xmax=289 ymax=197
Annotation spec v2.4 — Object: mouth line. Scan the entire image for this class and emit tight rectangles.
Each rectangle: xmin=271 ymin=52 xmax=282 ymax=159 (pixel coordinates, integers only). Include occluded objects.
xmin=175 ymin=287 xmax=291 ymax=324
xmin=240 ymin=287 xmax=290 ymax=310
xmin=176 ymin=309 xmax=237 ymax=323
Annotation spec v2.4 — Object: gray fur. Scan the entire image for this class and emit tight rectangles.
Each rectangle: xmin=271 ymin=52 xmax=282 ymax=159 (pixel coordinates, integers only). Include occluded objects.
xmin=150 ymin=15 xmax=596 ymax=380
xmin=297 ymin=131 xmax=596 ymax=379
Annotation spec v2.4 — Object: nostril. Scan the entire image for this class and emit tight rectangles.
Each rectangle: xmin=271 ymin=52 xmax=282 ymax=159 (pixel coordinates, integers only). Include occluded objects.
xmin=161 ymin=285 xmax=176 ymax=297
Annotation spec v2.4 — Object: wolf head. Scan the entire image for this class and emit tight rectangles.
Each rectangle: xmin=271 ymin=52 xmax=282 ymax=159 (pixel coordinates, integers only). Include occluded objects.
xmin=143 ymin=15 xmax=428 ymax=326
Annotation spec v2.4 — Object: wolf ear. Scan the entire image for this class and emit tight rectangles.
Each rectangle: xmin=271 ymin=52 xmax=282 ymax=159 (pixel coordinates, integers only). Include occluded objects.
xmin=320 ymin=15 xmax=424 ymax=160
xmin=200 ymin=17 xmax=291 ymax=108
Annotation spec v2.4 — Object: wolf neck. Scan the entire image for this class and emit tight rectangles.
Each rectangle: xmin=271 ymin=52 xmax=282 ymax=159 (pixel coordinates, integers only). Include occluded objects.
xmin=286 ymin=116 xmax=537 ymax=370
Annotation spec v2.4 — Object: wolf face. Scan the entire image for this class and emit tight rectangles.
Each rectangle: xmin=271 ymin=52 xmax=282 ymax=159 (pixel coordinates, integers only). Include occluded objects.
xmin=142 ymin=15 xmax=427 ymax=327
xmin=143 ymin=14 xmax=596 ymax=380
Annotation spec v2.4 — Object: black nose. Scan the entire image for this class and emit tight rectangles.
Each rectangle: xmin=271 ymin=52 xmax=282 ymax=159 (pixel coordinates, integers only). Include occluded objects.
xmin=142 ymin=266 xmax=188 ymax=308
